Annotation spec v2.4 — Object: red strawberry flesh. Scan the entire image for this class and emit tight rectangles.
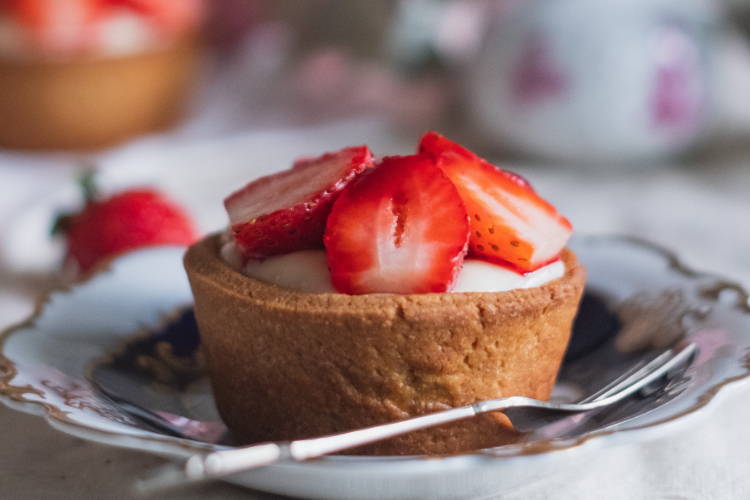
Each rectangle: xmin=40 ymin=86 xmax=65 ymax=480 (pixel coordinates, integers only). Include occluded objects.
xmin=419 ymin=131 xmax=572 ymax=272
xmin=225 ymin=146 xmax=375 ymax=260
xmin=64 ymin=189 xmax=198 ymax=274
xmin=324 ymin=154 xmax=470 ymax=295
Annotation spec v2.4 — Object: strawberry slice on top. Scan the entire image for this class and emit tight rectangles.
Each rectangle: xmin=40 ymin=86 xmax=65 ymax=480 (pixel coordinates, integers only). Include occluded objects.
xmin=324 ymin=155 xmax=470 ymax=295
xmin=225 ymin=146 xmax=374 ymax=260
xmin=419 ymin=131 xmax=572 ymax=273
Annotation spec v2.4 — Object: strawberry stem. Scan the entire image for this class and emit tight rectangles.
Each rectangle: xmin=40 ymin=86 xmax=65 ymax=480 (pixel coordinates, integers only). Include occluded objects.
xmin=51 ymin=167 xmax=98 ymax=236
xmin=51 ymin=214 xmax=72 ymax=236
xmin=79 ymin=170 xmax=98 ymax=203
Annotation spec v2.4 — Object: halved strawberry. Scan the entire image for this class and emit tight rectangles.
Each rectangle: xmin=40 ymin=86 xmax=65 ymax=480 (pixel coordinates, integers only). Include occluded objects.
xmin=419 ymin=131 xmax=572 ymax=272
xmin=225 ymin=146 xmax=375 ymax=260
xmin=324 ymin=155 xmax=470 ymax=295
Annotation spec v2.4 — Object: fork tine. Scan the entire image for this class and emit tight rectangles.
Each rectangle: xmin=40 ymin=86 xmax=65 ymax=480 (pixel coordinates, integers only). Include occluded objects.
xmin=138 ymin=342 xmax=698 ymax=491
xmin=589 ymin=342 xmax=697 ymax=404
xmin=580 ymin=348 xmax=680 ymax=404
xmin=578 ymin=359 xmax=649 ymax=404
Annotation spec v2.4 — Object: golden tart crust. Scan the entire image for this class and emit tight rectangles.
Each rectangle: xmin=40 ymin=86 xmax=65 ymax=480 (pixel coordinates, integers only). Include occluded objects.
xmin=184 ymin=234 xmax=586 ymax=455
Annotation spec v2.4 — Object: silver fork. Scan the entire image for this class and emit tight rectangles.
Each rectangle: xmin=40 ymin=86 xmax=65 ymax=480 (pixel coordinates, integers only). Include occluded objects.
xmin=139 ymin=342 xmax=697 ymax=493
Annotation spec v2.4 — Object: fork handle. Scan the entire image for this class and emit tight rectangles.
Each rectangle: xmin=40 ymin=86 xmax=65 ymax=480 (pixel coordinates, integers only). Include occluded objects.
xmin=189 ymin=393 xmax=542 ymax=479
xmin=186 ymin=443 xmax=282 ymax=479
xmin=182 ymin=343 xmax=696 ymax=481
xmin=289 ymin=406 xmax=477 ymax=460
xmin=188 ymin=405 xmax=478 ymax=480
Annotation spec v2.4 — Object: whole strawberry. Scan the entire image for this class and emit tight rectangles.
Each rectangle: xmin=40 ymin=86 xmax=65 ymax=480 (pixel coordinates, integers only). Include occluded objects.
xmin=55 ymin=178 xmax=199 ymax=275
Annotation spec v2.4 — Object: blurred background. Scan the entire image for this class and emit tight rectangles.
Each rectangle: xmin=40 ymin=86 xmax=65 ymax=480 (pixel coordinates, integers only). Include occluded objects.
xmin=1 ymin=0 xmax=750 ymax=290
xmin=0 ymin=0 xmax=749 ymax=291
xmin=3 ymin=2 xmax=750 ymax=499
xmin=1 ymin=0 xmax=750 ymax=294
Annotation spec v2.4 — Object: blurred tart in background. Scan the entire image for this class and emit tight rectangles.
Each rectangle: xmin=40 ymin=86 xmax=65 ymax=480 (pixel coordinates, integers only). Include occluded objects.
xmin=0 ymin=0 xmax=206 ymax=150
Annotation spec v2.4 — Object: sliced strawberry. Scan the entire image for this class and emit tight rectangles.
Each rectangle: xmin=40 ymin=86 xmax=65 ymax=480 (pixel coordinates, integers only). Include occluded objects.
xmin=324 ymin=155 xmax=470 ymax=295
xmin=419 ymin=131 xmax=572 ymax=272
xmin=225 ymin=146 xmax=375 ymax=260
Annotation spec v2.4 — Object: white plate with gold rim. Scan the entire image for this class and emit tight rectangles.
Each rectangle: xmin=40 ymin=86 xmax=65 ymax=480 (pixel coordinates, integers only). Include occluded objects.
xmin=2 ymin=236 xmax=750 ymax=500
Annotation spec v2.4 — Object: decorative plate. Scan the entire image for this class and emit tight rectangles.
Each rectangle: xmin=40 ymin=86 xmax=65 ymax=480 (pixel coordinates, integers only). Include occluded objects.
xmin=2 ymin=236 xmax=750 ymax=500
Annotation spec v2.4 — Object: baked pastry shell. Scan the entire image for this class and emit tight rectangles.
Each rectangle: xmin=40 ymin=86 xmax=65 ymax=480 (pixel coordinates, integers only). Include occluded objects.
xmin=184 ymin=234 xmax=586 ymax=455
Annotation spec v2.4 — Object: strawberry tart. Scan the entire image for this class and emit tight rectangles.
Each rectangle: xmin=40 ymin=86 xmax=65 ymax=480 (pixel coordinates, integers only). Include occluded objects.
xmin=183 ymin=132 xmax=586 ymax=455
xmin=0 ymin=0 xmax=205 ymax=150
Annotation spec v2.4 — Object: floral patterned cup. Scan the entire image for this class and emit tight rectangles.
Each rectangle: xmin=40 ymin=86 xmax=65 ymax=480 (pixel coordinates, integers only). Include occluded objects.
xmin=468 ymin=0 xmax=720 ymax=163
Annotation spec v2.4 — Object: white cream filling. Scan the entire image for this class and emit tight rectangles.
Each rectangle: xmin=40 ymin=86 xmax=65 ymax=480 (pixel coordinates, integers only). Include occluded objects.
xmin=452 ymin=258 xmax=565 ymax=292
xmin=221 ymin=241 xmax=565 ymax=294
